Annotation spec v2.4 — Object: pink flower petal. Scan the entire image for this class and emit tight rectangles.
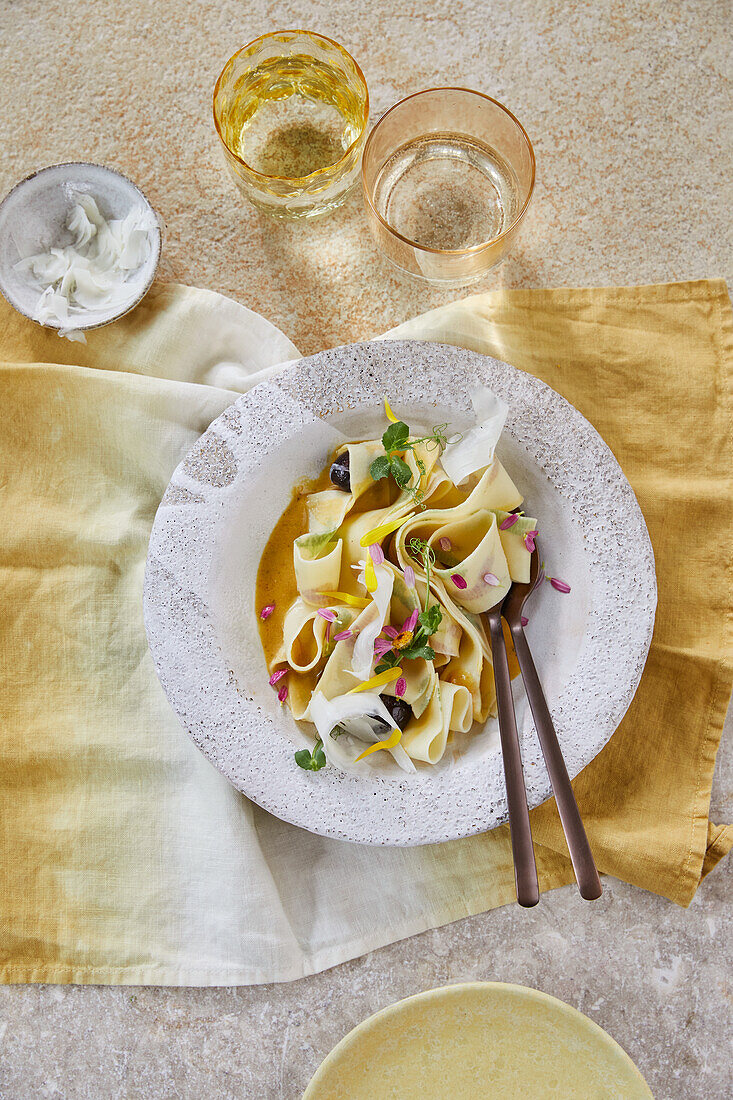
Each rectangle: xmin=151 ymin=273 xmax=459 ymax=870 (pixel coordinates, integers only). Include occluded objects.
xmin=277 ymin=685 xmax=288 ymax=703
xmin=317 ymin=608 xmax=338 ymax=622
xmin=333 ymin=629 xmax=353 ymax=642
xmin=451 ymin=574 xmax=467 ymax=590
xmin=395 ymin=677 xmax=407 ymax=698
xmin=438 ymin=536 xmax=451 ymax=551
xmin=260 ymin=603 xmax=275 ymax=620
xmin=500 ymin=514 xmax=518 ymax=530
xmin=269 ymin=669 xmax=287 ymax=685
xmin=369 ymin=543 xmax=385 ymax=565
xmin=483 ymin=572 xmax=500 ymax=586
xmin=382 ymin=625 xmax=399 ymax=639
xmin=374 ymin=638 xmax=393 ymax=657
xmin=524 ymin=535 xmax=536 ymax=553
xmin=550 ymin=577 xmax=571 ymax=593
xmin=404 ymin=565 xmax=415 ymax=587
xmin=521 ymin=616 xmax=529 ymax=627
xmin=404 ymin=608 xmax=419 ymax=632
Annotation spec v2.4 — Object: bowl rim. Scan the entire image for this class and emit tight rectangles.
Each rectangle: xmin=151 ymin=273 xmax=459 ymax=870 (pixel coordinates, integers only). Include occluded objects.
xmin=0 ymin=160 xmax=162 ymax=331
xmin=361 ymin=86 xmax=536 ymax=256
xmin=212 ymin=29 xmax=370 ymax=185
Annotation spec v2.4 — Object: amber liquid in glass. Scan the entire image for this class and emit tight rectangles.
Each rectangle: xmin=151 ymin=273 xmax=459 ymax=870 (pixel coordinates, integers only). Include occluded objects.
xmin=223 ymin=54 xmax=364 ymax=179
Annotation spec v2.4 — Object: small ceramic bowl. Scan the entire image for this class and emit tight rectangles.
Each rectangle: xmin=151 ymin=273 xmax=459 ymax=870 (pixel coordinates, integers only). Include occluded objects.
xmin=0 ymin=162 xmax=162 ymax=332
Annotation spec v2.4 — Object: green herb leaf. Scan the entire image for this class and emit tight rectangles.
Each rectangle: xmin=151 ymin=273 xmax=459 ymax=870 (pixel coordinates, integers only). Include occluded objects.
xmin=404 ymin=644 xmax=436 ymax=661
xmin=295 ymin=748 xmax=314 ymax=769
xmin=370 ymin=455 xmax=392 ymax=481
xmin=382 ymin=421 xmax=410 ymax=452
xmin=295 ymin=739 xmax=327 ymax=771
xmin=418 ymin=605 xmax=442 ymax=636
xmin=374 ymin=651 xmax=400 ymax=674
xmin=390 ymin=455 xmax=412 ymax=488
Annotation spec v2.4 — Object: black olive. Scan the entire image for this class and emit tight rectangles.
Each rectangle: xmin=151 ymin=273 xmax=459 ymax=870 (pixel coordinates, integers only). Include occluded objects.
xmin=329 ymin=451 xmax=350 ymax=492
xmin=379 ymin=693 xmax=413 ymax=731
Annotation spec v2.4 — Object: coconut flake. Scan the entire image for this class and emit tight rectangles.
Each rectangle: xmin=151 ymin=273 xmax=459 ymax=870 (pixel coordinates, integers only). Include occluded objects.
xmin=15 ymin=192 xmax=157 ymax=338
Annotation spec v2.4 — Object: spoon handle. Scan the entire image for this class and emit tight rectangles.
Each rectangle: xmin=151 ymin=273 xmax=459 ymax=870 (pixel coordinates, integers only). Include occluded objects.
xmin=509 ymin=622 xmax=602 ymax=901
xmin=486 ymin=610 xmax=540 ymax=908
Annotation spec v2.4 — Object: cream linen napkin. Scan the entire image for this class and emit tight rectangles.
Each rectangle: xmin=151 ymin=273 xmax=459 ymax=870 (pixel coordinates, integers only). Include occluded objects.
xmin=0 ymin=280 xmax=730 ymax=984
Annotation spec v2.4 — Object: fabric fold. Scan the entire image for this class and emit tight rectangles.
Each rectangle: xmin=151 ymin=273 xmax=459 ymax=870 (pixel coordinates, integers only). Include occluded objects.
xmin=0 ymin=279 xmax=730 ymax=986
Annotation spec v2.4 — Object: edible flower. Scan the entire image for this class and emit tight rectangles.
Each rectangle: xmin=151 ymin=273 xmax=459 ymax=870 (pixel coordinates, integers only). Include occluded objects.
xmin=316 ymin=590 xmax=370 ymax=608
xmin=404 ymin=565 xmax=416 ymax=588
xmin=269 ymin=669 xmax=287 ymax=685
xmin=439 ymin=536 xmax=452 ymax=551
xmin=483 ymin=572 xmax=500 ymax=586
xmin=277 ymin=684 xmax=288 ymax=703
xmin=521 ymin=616 xmax=529 ymax=627
xmin=451 ymin=574 xmax=468 ymax=590
xmin=260 ymin=603 xmax=275 ymax=620
xmin=524 ymin=529 xmax=539 ymax=553
xmin=369 ymin=543 xmax=385 ymax=565
xmin=549 ymin=577 xmax=571 ymax=593
xmin=404 ymin=609 xmax=419 ymax=632
xmin=317 ymin=607 xmax=338 ymax=643
xmin=384 ymin=397 xmax=399 ymax=423
xmin=374 ymin=638 xmax=393 ymax=658
xmin=333 ymin=629 xmax=353 ymax=642
xmin=360 ymin=514 xmax=408 ymax=547
xmin=355 ymin=727 xmax=402 ymax=761
xmin=395 ymin=677 xmax=407 ymax=698
xmin=348 ymin=666 xmax=404 ymax=694
xmin=500 ymin=514 xmax=518 ymax=530
xmin=364 ymin=556 xmax=378 ymax=593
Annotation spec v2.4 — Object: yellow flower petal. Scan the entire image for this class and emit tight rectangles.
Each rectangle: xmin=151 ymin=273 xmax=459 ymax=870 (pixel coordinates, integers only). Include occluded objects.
xmin=348 ymin=666 xmax=403 ymax=694
xmin=365 ymin=557 xmax=377 ymax=592
xmin=384 ymin=397 xmax=399 ymax=423
xmin=355 ymin=727 xmax=402 ymax=761
xmin=316 ymin=591 xmax=370 ymax=608
xmin=359 ymin=514 xmax=409 ymax=547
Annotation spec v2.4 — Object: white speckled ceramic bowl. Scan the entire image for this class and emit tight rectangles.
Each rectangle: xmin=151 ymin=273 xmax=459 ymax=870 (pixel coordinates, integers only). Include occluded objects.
xmin=0 ymin=162 xmax=162 ymax=330
xmin=143 ymin=341 xmax=657 ymax=846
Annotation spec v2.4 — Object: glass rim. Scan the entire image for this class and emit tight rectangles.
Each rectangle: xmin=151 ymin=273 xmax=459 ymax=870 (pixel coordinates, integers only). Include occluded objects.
xmin=361 ymin=87 xmax=536 ymax=257
xmin=212 ymin=29 xmax=370 ymax=185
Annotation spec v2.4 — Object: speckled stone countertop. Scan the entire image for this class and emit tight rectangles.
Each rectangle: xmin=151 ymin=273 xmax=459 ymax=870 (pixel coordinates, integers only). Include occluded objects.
xmin=0 ymin=1 xmax=730 ymax=1098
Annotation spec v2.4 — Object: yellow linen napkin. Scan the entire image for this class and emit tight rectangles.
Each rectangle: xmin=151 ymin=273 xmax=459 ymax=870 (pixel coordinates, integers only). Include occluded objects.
xmin=387 ymin=279 xmax=733 ymax=904
xmin=0 ymin=279 xmax=730 ymax=985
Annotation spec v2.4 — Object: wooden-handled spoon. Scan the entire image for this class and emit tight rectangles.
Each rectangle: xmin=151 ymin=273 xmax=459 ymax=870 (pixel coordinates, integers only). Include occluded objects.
xmin=502 ymin=545 xmax=602 ymax=901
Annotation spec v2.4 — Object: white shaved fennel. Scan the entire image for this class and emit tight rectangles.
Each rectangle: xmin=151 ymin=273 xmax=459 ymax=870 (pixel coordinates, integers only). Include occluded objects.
xmin=440 ymin=386 xmax=509 ymax=486
xmin=15 ymin=193 xmax=157 ymax=337
xmin=308 ymin=691 xmax=416 ymax=774
xmin=257 ymin=393 xmax=555 ymax=776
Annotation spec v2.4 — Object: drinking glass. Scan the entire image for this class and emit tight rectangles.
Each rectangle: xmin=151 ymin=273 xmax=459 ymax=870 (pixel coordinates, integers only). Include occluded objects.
xmin=213 ymin=30 xmax=369 ymax=219
xmin=362 ymin=88 xmax=535 ymax=285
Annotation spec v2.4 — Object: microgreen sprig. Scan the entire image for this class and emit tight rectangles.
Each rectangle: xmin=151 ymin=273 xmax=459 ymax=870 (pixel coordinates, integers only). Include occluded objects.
xmin=369 ymin=420 xmax=457 ymax=506
xmin=408 ymin=536 xmax=436 ymax=612
xmin=294 ymin=739 xmax=327 ymax=771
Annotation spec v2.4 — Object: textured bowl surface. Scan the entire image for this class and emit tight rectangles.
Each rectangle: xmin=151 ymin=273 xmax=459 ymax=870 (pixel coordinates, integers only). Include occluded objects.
xmin=0 ymin=161 xmax=161 ymax=330
xmin=302 ymin=982 xmax=654 ymax=1099
xmin=143 ymin=341 xmax=657 ymax=846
